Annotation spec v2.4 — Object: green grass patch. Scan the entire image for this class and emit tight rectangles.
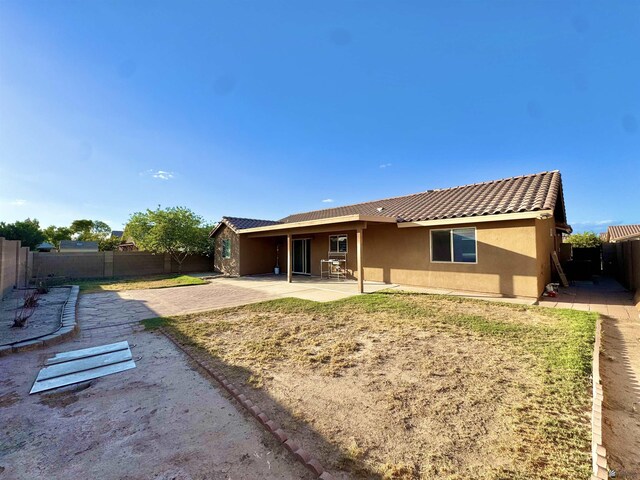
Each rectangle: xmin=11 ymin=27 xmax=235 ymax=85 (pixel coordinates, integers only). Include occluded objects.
xmin=141 ymin=317 xmax=171 ymax=330
xmin=158 ymin=291 xmax=596 ymax=479
xmin=71 ymin=274 xmax=207 ymax=294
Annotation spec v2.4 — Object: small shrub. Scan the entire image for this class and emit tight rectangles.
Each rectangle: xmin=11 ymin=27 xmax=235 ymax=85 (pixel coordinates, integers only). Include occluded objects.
xmin=22 ymin=290 xmax=40 ymax=308
xmin=12 ymin=289 xmax=40 ymax=328
xmin=35 ymin=280 xmax=49 ymax=294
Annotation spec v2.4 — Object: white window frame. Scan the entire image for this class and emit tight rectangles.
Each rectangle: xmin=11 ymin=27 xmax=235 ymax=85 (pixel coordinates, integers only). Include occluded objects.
xmin=329 ymin=234 xmax=348 ymax=254
xmin=429 ymin=227 xmax=478 ymax=264
xmin=221 ymin=238 xmax=231 ymax=259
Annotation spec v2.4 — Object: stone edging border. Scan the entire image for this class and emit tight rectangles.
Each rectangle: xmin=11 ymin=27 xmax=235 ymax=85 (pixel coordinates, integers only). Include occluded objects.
xmin=0 ymin=285 xmax=80 ymax=356
xmin=591 ymin=316 xmax=608 ymax=480
xmin=159 ymin=328 xmax=335 ymax=480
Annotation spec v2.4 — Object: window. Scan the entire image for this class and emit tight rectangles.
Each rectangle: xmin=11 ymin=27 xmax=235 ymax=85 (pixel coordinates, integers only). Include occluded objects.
xmin=329 ymin=234 xmax=348 ymax=253
xmin=430 ymin=228 xmax=477 ymax=263
xmin=221 ymin=238 xmax=231 ymax=259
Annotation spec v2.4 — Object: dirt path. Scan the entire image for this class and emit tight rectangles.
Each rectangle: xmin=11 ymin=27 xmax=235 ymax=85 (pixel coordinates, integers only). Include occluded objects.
xmin=0 ymin=293 xmax=311 ymax=479
xmin=539 ymin=278 xmax=640 ymax=478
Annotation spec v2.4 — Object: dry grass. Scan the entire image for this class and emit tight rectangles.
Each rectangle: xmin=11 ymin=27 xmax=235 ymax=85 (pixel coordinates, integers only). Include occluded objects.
xmin=74 ymin=274 xmax=207 ymax=294
xmin=144 ymin=291 xmax=596 ymax=480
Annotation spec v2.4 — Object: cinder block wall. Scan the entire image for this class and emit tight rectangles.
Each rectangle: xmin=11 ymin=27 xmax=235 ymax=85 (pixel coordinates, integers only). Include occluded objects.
xmin=0 ymin=237 xmax=29 ymax=298
xmin=32 ymin=251 xmax=213 ymax=280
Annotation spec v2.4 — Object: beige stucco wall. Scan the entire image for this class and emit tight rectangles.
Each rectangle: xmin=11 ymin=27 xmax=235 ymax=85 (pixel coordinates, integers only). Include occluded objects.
xmin=534 ymin=216 xmax=561 ymax=294
xmin=239 ymin=236 xmax=284 ymax=276
xmin=362 ymin=219 xmax=540 ymax=297
xmin=230 ymin=217 xmax=554 ymax=298
xmin=302 ymin=231 xmax=357 ymax=278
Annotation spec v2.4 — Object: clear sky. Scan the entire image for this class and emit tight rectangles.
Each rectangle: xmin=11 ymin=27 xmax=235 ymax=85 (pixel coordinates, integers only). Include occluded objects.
xmin=0 ymin=1 xmax=638 ymax=233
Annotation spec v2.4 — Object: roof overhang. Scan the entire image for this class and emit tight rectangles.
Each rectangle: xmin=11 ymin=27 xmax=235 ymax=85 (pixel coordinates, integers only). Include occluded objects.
xmin=611 ymin=232 xmax=640 ymax=243
xmin=239 ymin=214 xmax=397 ymax=234
xmin=397 ymin=210 xmax=556 ymax=228
xmin=209 ymin=220 xmax=238 ymax=237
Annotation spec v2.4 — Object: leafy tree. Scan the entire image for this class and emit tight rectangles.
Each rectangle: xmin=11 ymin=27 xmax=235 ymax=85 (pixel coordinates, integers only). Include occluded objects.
xmin=564 ymin=231 xmax=602 ymax=248
xmin=42 ymin=225 xmax=73 ymax=248
xmin=0 ymin=218 xmax=45 ymax=250
xmin=70 ymin=219 xmax=94 ymax=236
xmin=98 ymin=236 xmax=122 ymax=252
xmin=124 ymin=206 xmax=212 ymax=272
xmin=70 ymin=219 xmax=111 ymax=241
xmin=90 ymin=220 xmax=112 ymax=239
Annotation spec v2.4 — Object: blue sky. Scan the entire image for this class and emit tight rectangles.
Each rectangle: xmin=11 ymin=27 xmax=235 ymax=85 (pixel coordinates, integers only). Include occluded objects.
xmin=0 ymin=1 xmax=638 ymax=233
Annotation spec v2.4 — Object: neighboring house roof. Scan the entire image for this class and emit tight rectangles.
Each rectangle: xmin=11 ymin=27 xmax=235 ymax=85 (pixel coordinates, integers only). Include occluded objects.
xmin=599 ymin=232 xmax=609 ymax=242
xmin=36 ymin=242 xmax=55 ymax=251
xmin=111 ymin=230 xmax=124 ymax=238
xmin=606 ymin=224 xmax=640 ymax=242
xmin=59 ymin=240 xmax=99 ymax=251
xmin=210 ymin=217 xmax=282 ymax=236
xmin=281 ymin=170 xmax=567 ymax=224
xmin=212 ymin=171 xmax=570 ymax=236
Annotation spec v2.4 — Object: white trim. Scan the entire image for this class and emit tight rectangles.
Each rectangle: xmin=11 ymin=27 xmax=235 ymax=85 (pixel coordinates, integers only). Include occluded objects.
xmin=238 ymin=214 xmax=396 ymax=233
xmin=429 ymin=227 xmax=478 ymax=264
xmin=399 ymin=210 xmax=554 ymax=228
xmin=329 ymin=234 xmax=348 ymax=254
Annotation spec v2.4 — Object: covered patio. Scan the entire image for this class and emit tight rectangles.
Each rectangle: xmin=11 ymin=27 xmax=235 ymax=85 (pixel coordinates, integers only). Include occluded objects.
xmin=238 ymin=214 xmax=398 ymax=293
xmin=209 ymin=274 xmax=394 ymax=301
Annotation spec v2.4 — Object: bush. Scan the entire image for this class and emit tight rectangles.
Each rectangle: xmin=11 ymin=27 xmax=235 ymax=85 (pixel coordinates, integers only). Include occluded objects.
xmin=564 ymin=232 xmax=602 ymax=248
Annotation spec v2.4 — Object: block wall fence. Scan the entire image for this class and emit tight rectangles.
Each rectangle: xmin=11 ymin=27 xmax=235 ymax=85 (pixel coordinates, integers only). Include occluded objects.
xmin=31 ymin=251 xmax=213 ymax=280
xmin=0 ymin=237 xmax=31 ymax=299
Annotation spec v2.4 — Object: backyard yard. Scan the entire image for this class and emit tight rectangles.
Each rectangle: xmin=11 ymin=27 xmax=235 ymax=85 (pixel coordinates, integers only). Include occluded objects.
xmin=66 ymin=274 xmax=207 ymax=294
xmin=145 ymin=291 xmax=597 ymax=480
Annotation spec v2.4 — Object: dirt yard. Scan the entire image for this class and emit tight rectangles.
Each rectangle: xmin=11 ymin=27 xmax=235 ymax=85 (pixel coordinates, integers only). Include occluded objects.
xmin=149 ymin=291 xmax=597 ymax=480
xmin=0 ymin=325 xmax=311 ymax=480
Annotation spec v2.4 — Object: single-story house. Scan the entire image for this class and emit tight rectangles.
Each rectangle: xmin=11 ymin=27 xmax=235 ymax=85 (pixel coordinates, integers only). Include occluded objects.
xmin=602 ymin=225 xmax=640 ymax=243
xmin=210 ymin=170 xmax=571 ymax=298
xmin=58 ymin=240 xmax=99 ymax=253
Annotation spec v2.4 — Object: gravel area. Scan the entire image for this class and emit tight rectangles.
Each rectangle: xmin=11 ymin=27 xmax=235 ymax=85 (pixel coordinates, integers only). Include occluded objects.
xmin=0 ymin=288 xmax=69 ymax=346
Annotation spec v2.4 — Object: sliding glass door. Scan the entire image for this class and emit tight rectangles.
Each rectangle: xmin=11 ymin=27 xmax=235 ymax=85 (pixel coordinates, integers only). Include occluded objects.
xmin=292 ymin=239 xmax=311 ymax=274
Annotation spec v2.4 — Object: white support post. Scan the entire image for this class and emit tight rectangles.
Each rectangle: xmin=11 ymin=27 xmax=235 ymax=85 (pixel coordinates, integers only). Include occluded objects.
xmin=356 ymin=227 xmax=363 ymax=293
xmin=287 ymin=234 xmax=292 ymax=283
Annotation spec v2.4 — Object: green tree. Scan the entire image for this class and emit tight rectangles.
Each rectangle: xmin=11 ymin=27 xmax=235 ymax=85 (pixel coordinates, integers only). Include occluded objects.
xmin=0 ymin=218 xmax=45 ymax=250
xmin=124 ymin=206 xmax=212 ymax=272
xmin=42 ymin=225 xmax=72 ymax=248
xmin=564 ymin=231 xmax=602 ymax=248
xmin=70 ymin=219 xmax=94 ymax=237
xmin=98 ymin=236 xmax=122 ymax=252
xmin=70 ymin=219 xmax=111 ymax=241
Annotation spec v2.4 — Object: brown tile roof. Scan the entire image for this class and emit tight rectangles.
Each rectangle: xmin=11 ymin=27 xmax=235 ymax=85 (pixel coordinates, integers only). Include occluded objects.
xmin=606 ymin=224 xmax=640 ymax=242
xmin=280 ymin=170 xmax=566 ymax=224
xmin=223 ymin=216 xmax=282 ymax=231
xmin=210 ymin=216 xmax=282 ymax=236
